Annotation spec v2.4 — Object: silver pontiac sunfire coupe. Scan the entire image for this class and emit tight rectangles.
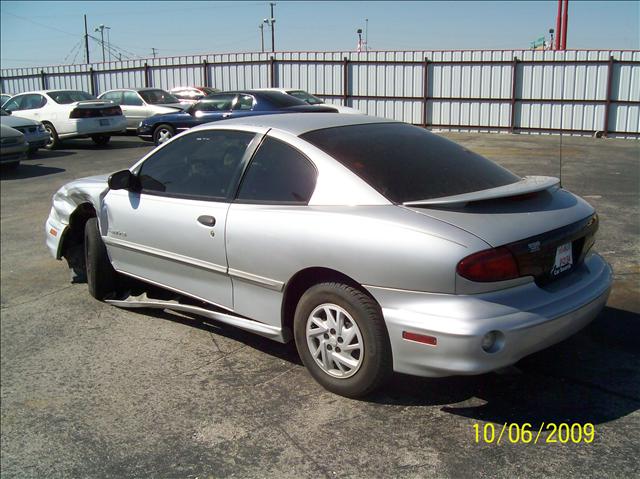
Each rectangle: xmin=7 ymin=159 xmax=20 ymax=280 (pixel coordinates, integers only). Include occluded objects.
xmin=46 ymin=113 xmax=613 ymax=397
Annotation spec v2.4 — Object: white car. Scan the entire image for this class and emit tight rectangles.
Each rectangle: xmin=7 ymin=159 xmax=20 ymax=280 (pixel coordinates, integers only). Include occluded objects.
xmin=1 ymin=109 xmax=49 ymax=154
xmin=2 ymin=90 xmax=127 ymax=149
xmin=98 ymin=88 xmax=184 ymax=131
xmin=254 ymin=88 xmax=361 ymax=114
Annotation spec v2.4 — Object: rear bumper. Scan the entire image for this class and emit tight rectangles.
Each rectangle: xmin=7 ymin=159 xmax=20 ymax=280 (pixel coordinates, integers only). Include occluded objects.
xmin=366 ymin=252 xmax=612 ymax=377
xmin=58 ymin=117 xmax=127 ymax=138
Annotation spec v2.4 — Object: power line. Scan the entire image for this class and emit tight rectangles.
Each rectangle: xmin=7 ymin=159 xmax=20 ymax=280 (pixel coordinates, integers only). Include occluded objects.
xmin=2 ymin=10 xmax=80 ymax=37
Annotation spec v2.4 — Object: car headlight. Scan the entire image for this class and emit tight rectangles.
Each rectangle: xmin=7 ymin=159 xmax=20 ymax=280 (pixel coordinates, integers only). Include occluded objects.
xmin=139 ymin=121 xmax=143 ymax=127
xmin=37 ymin=124 xmax=46 ymax=132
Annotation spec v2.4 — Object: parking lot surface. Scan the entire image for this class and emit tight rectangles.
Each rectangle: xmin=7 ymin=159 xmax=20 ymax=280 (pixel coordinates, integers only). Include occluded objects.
xmin=1 ymin=132 xmax=638 ymax=478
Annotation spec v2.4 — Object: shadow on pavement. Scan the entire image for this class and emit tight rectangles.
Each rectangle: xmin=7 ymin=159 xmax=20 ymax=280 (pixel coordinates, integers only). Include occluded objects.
xmin=58 ymin=139 xmax=151 ymax=150
xmin=0 ymin=163 xmax=66 ymax=179
xmin=124 ymin=295 xmax=639 ymax=427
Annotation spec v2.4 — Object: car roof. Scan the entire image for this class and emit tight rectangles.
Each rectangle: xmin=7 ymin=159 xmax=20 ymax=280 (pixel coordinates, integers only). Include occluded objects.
xmin=212 ymin=112 xmax=396 ymax=136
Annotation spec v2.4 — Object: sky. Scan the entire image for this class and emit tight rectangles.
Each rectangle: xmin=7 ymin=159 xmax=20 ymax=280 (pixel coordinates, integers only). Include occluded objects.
xmin=0 ymin=0 xmax=638 ymax=68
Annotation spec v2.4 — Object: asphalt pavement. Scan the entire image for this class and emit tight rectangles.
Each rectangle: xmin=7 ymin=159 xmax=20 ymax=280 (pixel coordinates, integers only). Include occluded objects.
xmin=1 ymin=132 xmax=638 ymax=478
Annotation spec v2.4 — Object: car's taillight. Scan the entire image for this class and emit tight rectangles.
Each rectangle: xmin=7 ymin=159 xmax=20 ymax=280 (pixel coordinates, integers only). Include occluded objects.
xmin=69 ymin=108 xmax=92 ymax=118
xmin=456 ymin=247 xmax=520 ymax=282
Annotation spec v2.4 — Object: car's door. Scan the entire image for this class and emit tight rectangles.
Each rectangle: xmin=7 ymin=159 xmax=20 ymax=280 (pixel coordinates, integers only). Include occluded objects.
xmin=226 ymin=135 xmax=319 ymax=327
xmin=120 ymin=91 xmax=147 ymax=128
xmin=102 ymin=128 xmax=259 ymax=309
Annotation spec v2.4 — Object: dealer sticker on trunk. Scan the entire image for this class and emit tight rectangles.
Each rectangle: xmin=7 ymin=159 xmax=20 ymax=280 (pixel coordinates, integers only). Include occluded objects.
xmin=551 ymin=242 xmax=573 ymax=276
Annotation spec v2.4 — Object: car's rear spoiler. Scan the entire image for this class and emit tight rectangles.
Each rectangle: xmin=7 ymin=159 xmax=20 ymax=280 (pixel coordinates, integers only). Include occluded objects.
xmin=74 ymin=100 xmax=114 ymax=108
xmin=402 ymin=176 xmax=560 ymax=207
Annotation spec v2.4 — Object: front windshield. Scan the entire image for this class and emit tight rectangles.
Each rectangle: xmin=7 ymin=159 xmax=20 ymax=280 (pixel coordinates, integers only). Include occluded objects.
xmin=287 ymin=90 xmax=325 ymax=105
xmin=139 ymin=89 xmax=180 ymax=105
xmin=49 ymin=90 xmax=96 ymax=104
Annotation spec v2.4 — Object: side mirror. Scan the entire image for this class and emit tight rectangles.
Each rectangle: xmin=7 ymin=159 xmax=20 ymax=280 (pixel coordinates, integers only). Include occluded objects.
xmin=108 ymin=169 xmax=139 ymax=191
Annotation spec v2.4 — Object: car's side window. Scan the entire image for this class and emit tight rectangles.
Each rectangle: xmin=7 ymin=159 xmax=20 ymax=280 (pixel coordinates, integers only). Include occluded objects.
xmin=204 ymin=94 xmax=235 ymax=111
xmin=3 ymin=96 xmax=23 ymax=111
xmin=137 ymin=130 xmax=255 ymax=200
xmin=233 ymin=95 xmax=255 ymax=111
xmin=236 ymin=137 xmax=317 ymax=204
xmin=102 ymin=91 xmax=123 ymax=105
xmin=22 ymin=94 xmax=46 ymax=109
xmin=122 ymin=91 xmax=143 ymax=106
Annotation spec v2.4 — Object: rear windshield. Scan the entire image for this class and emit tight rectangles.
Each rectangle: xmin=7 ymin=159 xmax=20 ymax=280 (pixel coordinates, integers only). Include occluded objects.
xmin=256 ymin=91 xmax=308 ymax=108
xmin=287 ymin=90 xmax=324 ymax=105
xmin=139 ymin=89 xmax=179 ymax=105
xmin=300 ymin=123 xmax=520 ymax=203
xmin=49 ymin=90 xmax=95 ymax=104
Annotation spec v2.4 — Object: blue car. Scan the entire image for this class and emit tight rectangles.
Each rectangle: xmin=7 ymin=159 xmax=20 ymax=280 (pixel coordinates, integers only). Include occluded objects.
xmin=137 ymin=90 xmax=337 ymax=145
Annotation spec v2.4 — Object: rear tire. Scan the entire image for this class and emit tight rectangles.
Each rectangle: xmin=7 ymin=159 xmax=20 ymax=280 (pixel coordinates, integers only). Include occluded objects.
xmin=43 ymin=122 xmax=60 ymax=150
xmin=153 ymin=124 xmax=175 ymax=146
xmin=91 ymin=135 xmax=111 ymax=146
xmin=293 ymin=282 xmax=392 ymax=398
xmin=84 ymin=217 xmax=117 ymax=300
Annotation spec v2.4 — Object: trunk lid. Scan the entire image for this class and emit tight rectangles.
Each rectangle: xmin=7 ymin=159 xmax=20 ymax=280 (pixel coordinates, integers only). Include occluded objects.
xmin=406 ymin=186 xmax=598 ymax=285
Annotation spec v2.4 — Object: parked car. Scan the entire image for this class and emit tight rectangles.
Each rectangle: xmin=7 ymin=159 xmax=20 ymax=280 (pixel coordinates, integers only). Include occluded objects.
xmin=98 ymin=88 xmax=184 ymax=131
xmin=137 ymin=90 xmax=337 ymax=145
xmin=2 ymin=90 xmax=126 ymax=149
xmin=0 ymin=124 xmax=28 ymax=169
xmin=169 ymin=86 xmax=221 ymax=105
xmin=46 ymin=113 xmax=612 ymax=398
xmin=1 ymin=108 xmax=49 ymax=154
xmin=1 ymin=93 xmax=12 ymax=106
xmin=255 ymin=88 xmax=361 ymax=113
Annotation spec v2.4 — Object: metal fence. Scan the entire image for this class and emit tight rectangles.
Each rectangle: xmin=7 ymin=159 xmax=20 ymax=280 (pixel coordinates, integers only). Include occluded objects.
xmin=1 ymin=49 xmax=639 ymax=138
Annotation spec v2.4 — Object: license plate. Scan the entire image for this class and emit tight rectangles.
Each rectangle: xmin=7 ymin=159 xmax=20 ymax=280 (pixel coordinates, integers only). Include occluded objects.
xmin=551 ymin=242 xmax=573 ymax=276
xmin=99 ymin=119 xmax=110 ymax=126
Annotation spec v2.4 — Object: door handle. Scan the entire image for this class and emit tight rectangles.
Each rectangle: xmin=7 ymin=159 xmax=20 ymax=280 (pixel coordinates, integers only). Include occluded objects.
xmin=197 ymin=215 xmax=216 ymax=227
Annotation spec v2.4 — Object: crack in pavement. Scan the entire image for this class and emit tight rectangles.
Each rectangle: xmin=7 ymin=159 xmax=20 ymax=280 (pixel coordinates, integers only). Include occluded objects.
xmin=0 ymin=285 xmax=74 ymax=310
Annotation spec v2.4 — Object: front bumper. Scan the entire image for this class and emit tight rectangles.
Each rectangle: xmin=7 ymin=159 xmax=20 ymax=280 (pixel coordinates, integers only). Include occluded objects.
xmin=366 ymin=252 xmax=612 ymax=377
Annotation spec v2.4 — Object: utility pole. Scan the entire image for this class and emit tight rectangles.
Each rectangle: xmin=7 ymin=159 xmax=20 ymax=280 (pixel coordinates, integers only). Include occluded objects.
xmin=259 ymin=23 xmax=265 ymax=52
xmin=152 ymin=48 xmax=158 ymax=58
xmin=270 ymin=2 xmax=276 ymax=52
xmin=84 ymin=14 xmax=90 ymax=64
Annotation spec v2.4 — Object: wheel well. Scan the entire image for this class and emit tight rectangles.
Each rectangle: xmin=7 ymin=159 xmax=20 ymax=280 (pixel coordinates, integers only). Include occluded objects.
xmin=281 ymin=267 xmax=377 ymax=339
xmin=60 ymin=203 xmax=96 ymax=260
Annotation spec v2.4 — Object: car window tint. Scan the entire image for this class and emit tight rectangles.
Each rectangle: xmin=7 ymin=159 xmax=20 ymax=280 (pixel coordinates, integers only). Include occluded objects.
xmin=122 ymin=91 xmax=143 ymax=106
xmin=138 ymin=89 xmax=179 ymax=105
xmin=49 ymin=90 xmax=95 ymax=104
xmin=300 ymin=123 xmax=520 ymax=203
xmin=287 ymin=90 xmax=324 ymax=105
xmin=236 ymin=137 xmax=317 ymax=204
xmin=233 ymin=95 xmax=254 ymax=110
xmin=137 ymin=130 xmax=255 ymax=200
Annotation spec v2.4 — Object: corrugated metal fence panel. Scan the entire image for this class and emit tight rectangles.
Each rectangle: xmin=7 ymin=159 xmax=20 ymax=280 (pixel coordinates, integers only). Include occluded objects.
xmin=1 ymin=49 xmax=638 ymax=137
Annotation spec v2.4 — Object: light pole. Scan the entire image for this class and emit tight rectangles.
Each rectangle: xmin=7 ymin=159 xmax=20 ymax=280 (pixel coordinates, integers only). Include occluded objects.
xmin=105 ymin=26 xmax=111 ymax=62
xmin=94 ymin=24 xmax=106 ymax=62
xmin=259 ymin=23 xmax=265 ymax=52
xmin=357 ymin=28 xmax=363 ymax=52
xmin=269 ymin=2 xmax=276 ymax=52
xmin=365 ymin=18 xmax=368 ymax=51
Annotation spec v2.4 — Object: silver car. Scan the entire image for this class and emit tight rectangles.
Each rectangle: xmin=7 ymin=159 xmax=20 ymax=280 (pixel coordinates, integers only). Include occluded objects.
xmin=1 ymin=108 xmax=49 ymax=154
xmin=98 ymin=88 xmax=184 ymax=130
xmin=1 ymin=124 xmax=28 ymax=169
xmin=45 ymin=114 xmax=612 ymax=397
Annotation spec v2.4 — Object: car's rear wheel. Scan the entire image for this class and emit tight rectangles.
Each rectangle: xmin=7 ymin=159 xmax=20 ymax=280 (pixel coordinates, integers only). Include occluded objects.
xmin=293 ymin=282 xmax=392 ymax=398
xmin=153 ymin=124 xmax=175 ymax=146
xmin=43 ymin=122 xmax=60 ymax=150
xmin=84 ymin=217 xmax=117 ymax=300
xmin=91 ymin=135 xmax=111 ymax=146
